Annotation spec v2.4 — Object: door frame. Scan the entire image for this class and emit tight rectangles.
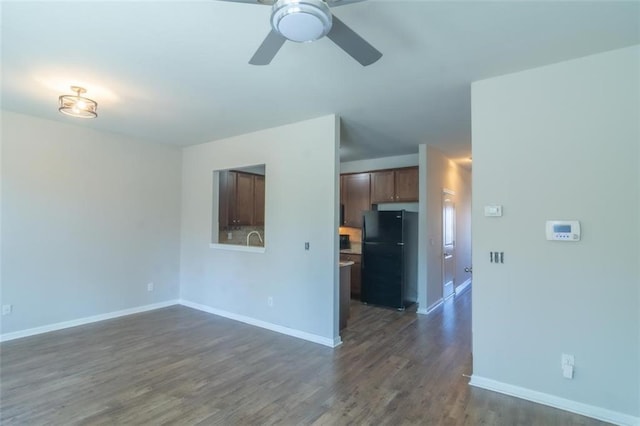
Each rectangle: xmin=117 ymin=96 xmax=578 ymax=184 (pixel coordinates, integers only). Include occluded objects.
xmin=442 ymin=189 xmax=456 ymax=300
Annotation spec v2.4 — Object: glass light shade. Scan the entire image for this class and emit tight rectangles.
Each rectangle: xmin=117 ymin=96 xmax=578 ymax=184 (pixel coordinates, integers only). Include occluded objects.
xmin=58 ymin=86 xmax=98 ymax=118
xmin=271 ymin=0 xmax=332 ymax=43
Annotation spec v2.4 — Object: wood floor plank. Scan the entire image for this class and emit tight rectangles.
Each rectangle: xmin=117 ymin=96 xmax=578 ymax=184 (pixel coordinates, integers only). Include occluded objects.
xmin=0 ymin=290 xmax=610 ymax=425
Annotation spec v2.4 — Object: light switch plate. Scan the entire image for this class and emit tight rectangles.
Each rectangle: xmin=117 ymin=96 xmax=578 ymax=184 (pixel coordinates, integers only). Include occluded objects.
xmin=484 ymin=205 xmax=503 ymax=217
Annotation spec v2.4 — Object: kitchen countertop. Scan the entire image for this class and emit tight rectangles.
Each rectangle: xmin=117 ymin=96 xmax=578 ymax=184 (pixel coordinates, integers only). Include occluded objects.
xmin=340 ymin=249 xmax=362 ymax=255
xmin=339 ymin=261 xmax=355 ymax=267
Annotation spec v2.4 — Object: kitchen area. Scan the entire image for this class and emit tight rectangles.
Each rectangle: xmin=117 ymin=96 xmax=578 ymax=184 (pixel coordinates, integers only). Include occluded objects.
xmin=217 ymin=166 xmax=266 ymax=248
xmin=338 ymin=166 xmax=419 ymax=328
xmin=215 ymin=162 xmax=421 ymax=331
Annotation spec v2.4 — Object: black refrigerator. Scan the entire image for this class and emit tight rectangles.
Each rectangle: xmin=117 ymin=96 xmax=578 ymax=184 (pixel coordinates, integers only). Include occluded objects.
xmin=361 ymin=210 xmax=418 ymax=310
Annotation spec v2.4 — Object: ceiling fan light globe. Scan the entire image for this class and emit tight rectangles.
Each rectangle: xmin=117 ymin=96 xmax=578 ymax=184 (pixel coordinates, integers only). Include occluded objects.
xmin=271 ymin=0 xmax=332 ymax=43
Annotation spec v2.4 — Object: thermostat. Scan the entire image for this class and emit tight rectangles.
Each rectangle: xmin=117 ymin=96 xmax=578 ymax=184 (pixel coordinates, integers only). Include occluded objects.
xmin=546 ymin=220 xmax=581 ymax=241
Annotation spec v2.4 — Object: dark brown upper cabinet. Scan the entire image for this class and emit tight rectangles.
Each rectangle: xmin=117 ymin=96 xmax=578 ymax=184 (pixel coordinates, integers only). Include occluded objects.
xmin=218 ymin=168 xmax=265 ymax=228
xmin=370 ymin=167 xmax=418 ymax=204
xmin=253 ymin=175 xmax=265 ymax=226
xmin=342 ymin=173 xmax=370 ymax=228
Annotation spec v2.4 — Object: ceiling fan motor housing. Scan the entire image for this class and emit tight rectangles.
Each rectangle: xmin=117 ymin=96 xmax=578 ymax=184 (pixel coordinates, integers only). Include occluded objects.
xmin=271 ymin=0 xmax=333 ymax=43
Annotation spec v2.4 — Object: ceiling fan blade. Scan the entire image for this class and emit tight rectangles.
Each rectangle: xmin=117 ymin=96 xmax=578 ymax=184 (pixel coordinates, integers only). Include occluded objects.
xmin=327 ymin=0 xmax=367 ymax=7
xmin=249 ymin=30 xmax=287 ymax=65
xmin=215 ymin=0 xmax=273 ymax=5
xmin=326 ymin=15 xmax=382 ymax=66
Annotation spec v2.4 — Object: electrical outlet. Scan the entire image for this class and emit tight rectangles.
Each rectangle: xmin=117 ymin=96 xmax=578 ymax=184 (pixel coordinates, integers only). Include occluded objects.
xmin=227 ymin=232 xmax=233 ymax=240
xmin=147 ymin=282 xmax=154 ymax=292
xmin=561 ymin=354 xmax=575 ymax=379
xmin=267 ymin=296 xmax=273 ymax=307
xmin=2 ymin=304 xmax=12 ymax=315
xmin=561 ymin=353 xmax=574 ymax=367
xmin=562 ymin=364 xmax=574 ymax=379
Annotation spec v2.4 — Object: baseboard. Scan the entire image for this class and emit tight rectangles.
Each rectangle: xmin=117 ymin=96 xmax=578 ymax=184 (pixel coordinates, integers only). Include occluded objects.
xmin=417 ymin=298 xmax=444 ymax=315
xmin=0 ymin=300 xmax=180 ymax=343
xmin=417 ymin=299 xmax=442 ymax=315
xmin=455 ymin=278 xmax=472 ymax=295
xmin=416 ymin=280 xmax=471 ymax=315
xmin=469 ymin=375 xmax=639 ymax=426
xmin=179 ymin=299 xmax=340 ymax=348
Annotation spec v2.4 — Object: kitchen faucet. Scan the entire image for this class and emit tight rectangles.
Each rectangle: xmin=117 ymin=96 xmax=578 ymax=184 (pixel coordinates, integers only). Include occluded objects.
xmin=246 ymin=230 xmax=263 ymax=246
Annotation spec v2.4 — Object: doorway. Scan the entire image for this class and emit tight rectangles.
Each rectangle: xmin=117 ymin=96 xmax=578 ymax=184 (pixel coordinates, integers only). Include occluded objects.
xmin=442 ymin=189 xmax=456 ymax=300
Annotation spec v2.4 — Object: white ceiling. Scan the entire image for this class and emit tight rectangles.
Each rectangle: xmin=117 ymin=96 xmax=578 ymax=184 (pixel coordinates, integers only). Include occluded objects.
xmin=2 ymin=0 xmax=639 ymax=163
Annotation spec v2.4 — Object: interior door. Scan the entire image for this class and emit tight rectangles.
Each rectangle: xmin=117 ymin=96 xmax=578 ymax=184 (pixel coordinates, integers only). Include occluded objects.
xmin=442 ymin=190 xmax=456 ymax=299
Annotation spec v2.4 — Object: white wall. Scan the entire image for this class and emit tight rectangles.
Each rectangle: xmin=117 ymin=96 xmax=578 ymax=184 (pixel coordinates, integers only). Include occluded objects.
xmin=471 ymin=46 xmax=639 ymax=423
xmin=180 ymin=115 xmax=340 ymax=345
xmin=1 ymin=111 xmax=182 ymax=336
xmin=340 ymin=153 xmax=418 ymax=174
xmin=417 ymin=145 xmax=472 ymax=313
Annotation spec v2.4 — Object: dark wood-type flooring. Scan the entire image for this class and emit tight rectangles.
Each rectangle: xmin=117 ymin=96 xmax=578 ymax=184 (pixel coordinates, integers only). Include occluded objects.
xmin=1 ymin=289 xmax=609 ymax=425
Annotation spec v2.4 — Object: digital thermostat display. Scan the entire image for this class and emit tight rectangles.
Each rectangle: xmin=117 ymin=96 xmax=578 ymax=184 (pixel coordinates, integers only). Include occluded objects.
xmin=553 ymin=224 xmax=571 ymax=233
xmin=546 ymin=221 xmax=581 ymax=241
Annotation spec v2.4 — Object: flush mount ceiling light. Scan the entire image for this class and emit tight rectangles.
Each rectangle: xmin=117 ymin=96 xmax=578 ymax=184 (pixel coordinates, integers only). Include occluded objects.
xmin=58 ymin=86 xmax=98 ymax=118
xmin=271 ymin=0 xmax=332 ymax=43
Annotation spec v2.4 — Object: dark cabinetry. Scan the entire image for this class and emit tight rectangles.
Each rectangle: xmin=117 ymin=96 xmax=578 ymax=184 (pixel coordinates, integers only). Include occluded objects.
xmin=341 ymin=173 xmax=370 ymax=228
xmin=340 ymin=253 xmax=362 ymax=298
xmin=370 ymin=170 xmax=395 ymax=203
xmin=370 ymin=167 xmax=418 ymax=203
xmin=254 ymin=175 xmax=265 ymax=226
xmin=219 ymin=170 xmax=265 ymax=228
xmin=234 ymin=172 xmax=254 ymax=225
xmin=340 ymin=167 xmax=419 ymax=229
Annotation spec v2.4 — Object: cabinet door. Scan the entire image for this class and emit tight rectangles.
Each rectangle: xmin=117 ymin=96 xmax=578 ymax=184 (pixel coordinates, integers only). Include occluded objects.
xmin=370 ymin=170 xmax=395 ymax=204
xmin=218 ymin=170 xmax=231 ymax=228
xmin=395 ymin=167 xmax=419 ymax=202
xmin=343 ymin=173 xmax=370 ymax=228
xmin=253 ymin=175 xmax=265 ymax=226
xmin=235 ymin=172 xmax=255 ymax=225
xmin=228 ymin=171 xmax=240 ymax=226
xmin=351 ymin=256 xmax=361 ymax=298
xmin=340 ymin=254 xmax=362 ymax=299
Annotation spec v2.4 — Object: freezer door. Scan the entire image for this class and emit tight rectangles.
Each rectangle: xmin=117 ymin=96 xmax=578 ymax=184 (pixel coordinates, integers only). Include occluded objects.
xmin=361 ymin=242 xmax=404 ymax=309
xmin=362 ymin=211 xmax=404 ymax=243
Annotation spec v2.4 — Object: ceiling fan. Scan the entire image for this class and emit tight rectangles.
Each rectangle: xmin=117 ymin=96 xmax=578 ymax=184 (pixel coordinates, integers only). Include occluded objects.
xmin=218 ymin=0 xmax=382 ymax=66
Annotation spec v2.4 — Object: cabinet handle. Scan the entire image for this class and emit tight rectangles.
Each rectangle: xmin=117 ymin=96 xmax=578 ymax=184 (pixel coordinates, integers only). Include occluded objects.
xmin=389 ymin=196 xmax=393 ymax=200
